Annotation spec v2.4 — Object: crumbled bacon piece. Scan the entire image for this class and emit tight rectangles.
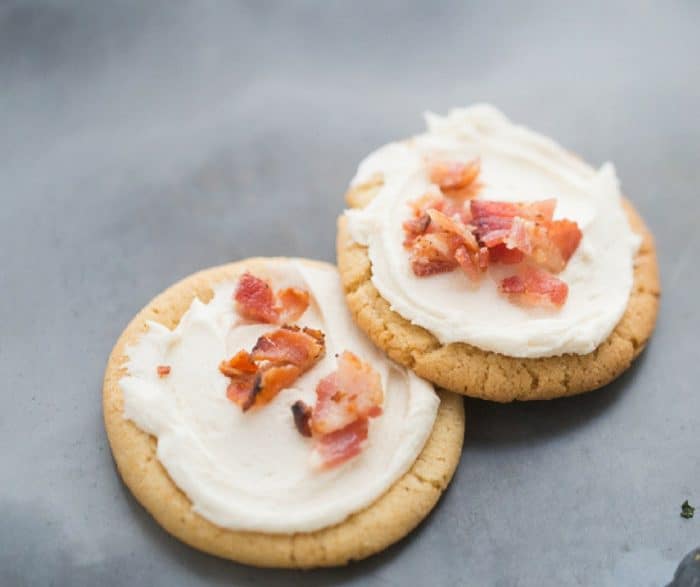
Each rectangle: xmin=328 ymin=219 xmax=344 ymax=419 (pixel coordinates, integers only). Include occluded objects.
xmin=251 ymin=326 xmax=325 ymax=367
xmin=499 ymin=266 xmax=569 ymax=308
xmin=402 ymin=213 xmax=431 ymax=247
xmin=488 ymin=243 xmax=525 ymax=265
xmin=234 ymin=272 xmax=279 ymax=323
xmin=547 ymin=219 xmax=583 ymax=264
xmin=426 ymin=209 xmax=479 ymax=251
xmin=454 ymin=245 xmax=489 ymax=282
xmin=315 ymin=419 xmax=369 ymax=469
xmin=156 ymin=365 xmax=171 ymax=377
xmin=409 ymin=233 xmax=460 ymax=277
xmin=470 ymin=199 xmax=556 ymax=223
xmin=311 ymin=352 xmax=383 ymax=436
xmin=234 ymin=272 xmax=310 ymax=324
xmin=220 ymin=325 xmax=325 ymax=411
xmin=290 ymin=351 xmax=383 ymax=468
xmin=277 ymin=288 xmax=310 ymax=323
xmin=428 ymin=158 xmax=480 ymax=193
xmin=291 ymin=400 xmax=312 ymax=437
xmin=219 ymin=350 xmax=257 ymax=377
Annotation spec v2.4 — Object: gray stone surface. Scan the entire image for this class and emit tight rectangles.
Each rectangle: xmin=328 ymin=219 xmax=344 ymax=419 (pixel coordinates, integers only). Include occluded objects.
xmin=1 ymin=1 xmax=697 ymax=585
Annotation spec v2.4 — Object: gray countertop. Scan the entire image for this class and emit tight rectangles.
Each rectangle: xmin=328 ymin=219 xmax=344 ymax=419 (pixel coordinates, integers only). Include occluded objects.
xmin=1 ymin=1 xmax=698 ymax=585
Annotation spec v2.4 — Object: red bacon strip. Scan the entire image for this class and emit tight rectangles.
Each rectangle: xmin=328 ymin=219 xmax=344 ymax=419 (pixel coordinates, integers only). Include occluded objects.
xmin=234 ymin=272 xmax=310 ymax=324
xmin=499 ymin=266 xmax=569 ymax=308
xmin=290 ymin=351 xmax=384 ymax=469
xmin=220 ymin=325 xmax=325 ymax=411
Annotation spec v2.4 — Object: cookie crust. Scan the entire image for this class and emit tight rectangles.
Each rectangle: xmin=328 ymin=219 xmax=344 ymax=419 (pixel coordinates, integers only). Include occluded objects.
xmin=337 ymin=183 xmax=660 ymax=401
xmin=103 ymin=258 xmax=465 ymax=568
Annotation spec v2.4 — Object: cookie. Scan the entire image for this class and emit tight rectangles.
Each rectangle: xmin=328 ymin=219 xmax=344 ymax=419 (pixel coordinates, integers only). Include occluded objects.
xmin=103 ymin=258 xmax=465 ymax=568
xmin=337 ymin=182 xmax=660 ymax=402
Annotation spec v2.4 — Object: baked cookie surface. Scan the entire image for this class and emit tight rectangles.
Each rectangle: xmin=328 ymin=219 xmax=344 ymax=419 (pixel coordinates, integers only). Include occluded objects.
xmin=338 ymin=184 xmax=660 ymax=401
xmin=103 ymin=258 xmax=465 ymax=568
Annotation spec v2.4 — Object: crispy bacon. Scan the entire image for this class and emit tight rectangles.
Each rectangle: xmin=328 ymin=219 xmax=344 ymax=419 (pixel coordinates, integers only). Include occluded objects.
xmin=426 ymin=209 xmax=479 ymax=251
xmin=220 ymin=325 xmax=325 ymax=411
xmin=428 ymin=158 xmax=480 ymax=193
xmin=471 ymin=199 xmax=556 ymax=249
xmin=402 ymin=213 xmax=431 ymax=247
xmin=219 ymin=350 xmax=257 ymax=377
xmin=234 ymin=272 xmax=279 ymax=323
xmin=454 ymin=245 xmax=489 ymax=282
xmin=470 ymin=199 xmax=582 ymax=274
xmin=251 ymin=326 xmax=325 ymax=367
xmin=499 ymin=266 xmax=569 ymax=308
xmin=291 ymin=400 xmax=312 ymax=437
xmin=311 ymin=352 xmax=383 ymax=436
xmin=409 ymin=233 xmax=461 ymax=276
xmin=234 ymin=272 xmax=310 ymax=324
xmin=488 ymin=243 xmax=525 ymax=265
xmin=315 ymin=419 xmax=369 ymax=469
xmin=471 ymin=199 xmax=556 ymax=223
xmin=156 ymin=365 xmax=171 ymax=377
xmin=277 ymin=287 xmax=310 ymax=323
xmin=290 ymin=351 xmax=383 ymax=468
xmin=547 ymin=219 xmax=583 ymax=263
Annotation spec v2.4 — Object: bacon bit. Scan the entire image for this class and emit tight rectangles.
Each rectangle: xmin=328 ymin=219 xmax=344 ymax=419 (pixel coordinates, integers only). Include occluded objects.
xmin=290 ymin=351 xmax=383 ymax=468
xmin=454 ymin=246 xmax=485 ymax=282
xmin=410 ymin=233 xmax=460 ymax=276
xmin=428 ymin=158 xmax=481 ymax=193
xmin=499 ymin=266 xmax=569 ymax=308
xmin=226 ymin=371 xmax=259 ymax=407
xmin=221 ymin=325 xmax=325 ymax=411
xmin=249 ymin=364 xmax=302 ymax=409
xmin=277 ymin=288 xmax=310 ymax=323
xmin=234 ymin=272 xmax=279 ymax=323
xmin=315 ymin=419 xmax=369 ymax=469
xmin=219 ymin=350 xmax=257 ymax=377
xmin=547 ymin=219 xmax=583 ymax=263
xmin=156 ymin=365 xmax=171 ymax=377
xmin=402 ymin=213 xmax=431 ymax=247
xmin=251 ymin=326 xmax=325 ymax=367
xmin=471 ymin=199 xmax=556 ymax=223
xmin=488 ymin=243 xmax=525 ymax=265
xmin=291 ymin=400 xmax=312 ymax=437
xmin=234 ymin=272 xmax=310 ymax=324
xmin=426 ymin=209 xmax=479 ymax=252
xmin=409 ymin=192 xmax=445 ymax=217
xmin=311 ymin=351 xmax=383 ymax=436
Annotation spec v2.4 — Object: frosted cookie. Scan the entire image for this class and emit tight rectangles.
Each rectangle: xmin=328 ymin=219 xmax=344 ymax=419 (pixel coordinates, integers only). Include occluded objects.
xmin=337 ymin=105 xmax=659 ymax=401
xmin=103 ymin=258 xmax=464 ymax=568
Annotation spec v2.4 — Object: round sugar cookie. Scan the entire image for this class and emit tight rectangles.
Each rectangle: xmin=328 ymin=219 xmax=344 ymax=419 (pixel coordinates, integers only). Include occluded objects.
xmin=103 ymin=258 xmax=465 ymax=568
xmin=337 ymin=181 xmax=660 ymax=402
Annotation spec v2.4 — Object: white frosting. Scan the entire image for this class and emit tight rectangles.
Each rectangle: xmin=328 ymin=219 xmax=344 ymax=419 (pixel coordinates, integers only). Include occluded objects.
xmin=119 ymin=260 xmax=438 ymax=533
xmin=346 ymin=104 xmax=640 ymax=358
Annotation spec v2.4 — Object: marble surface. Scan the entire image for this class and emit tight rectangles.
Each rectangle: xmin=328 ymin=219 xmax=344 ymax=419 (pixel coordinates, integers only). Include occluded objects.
xmin=1 ymin=1 xmax=698 ymax=585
